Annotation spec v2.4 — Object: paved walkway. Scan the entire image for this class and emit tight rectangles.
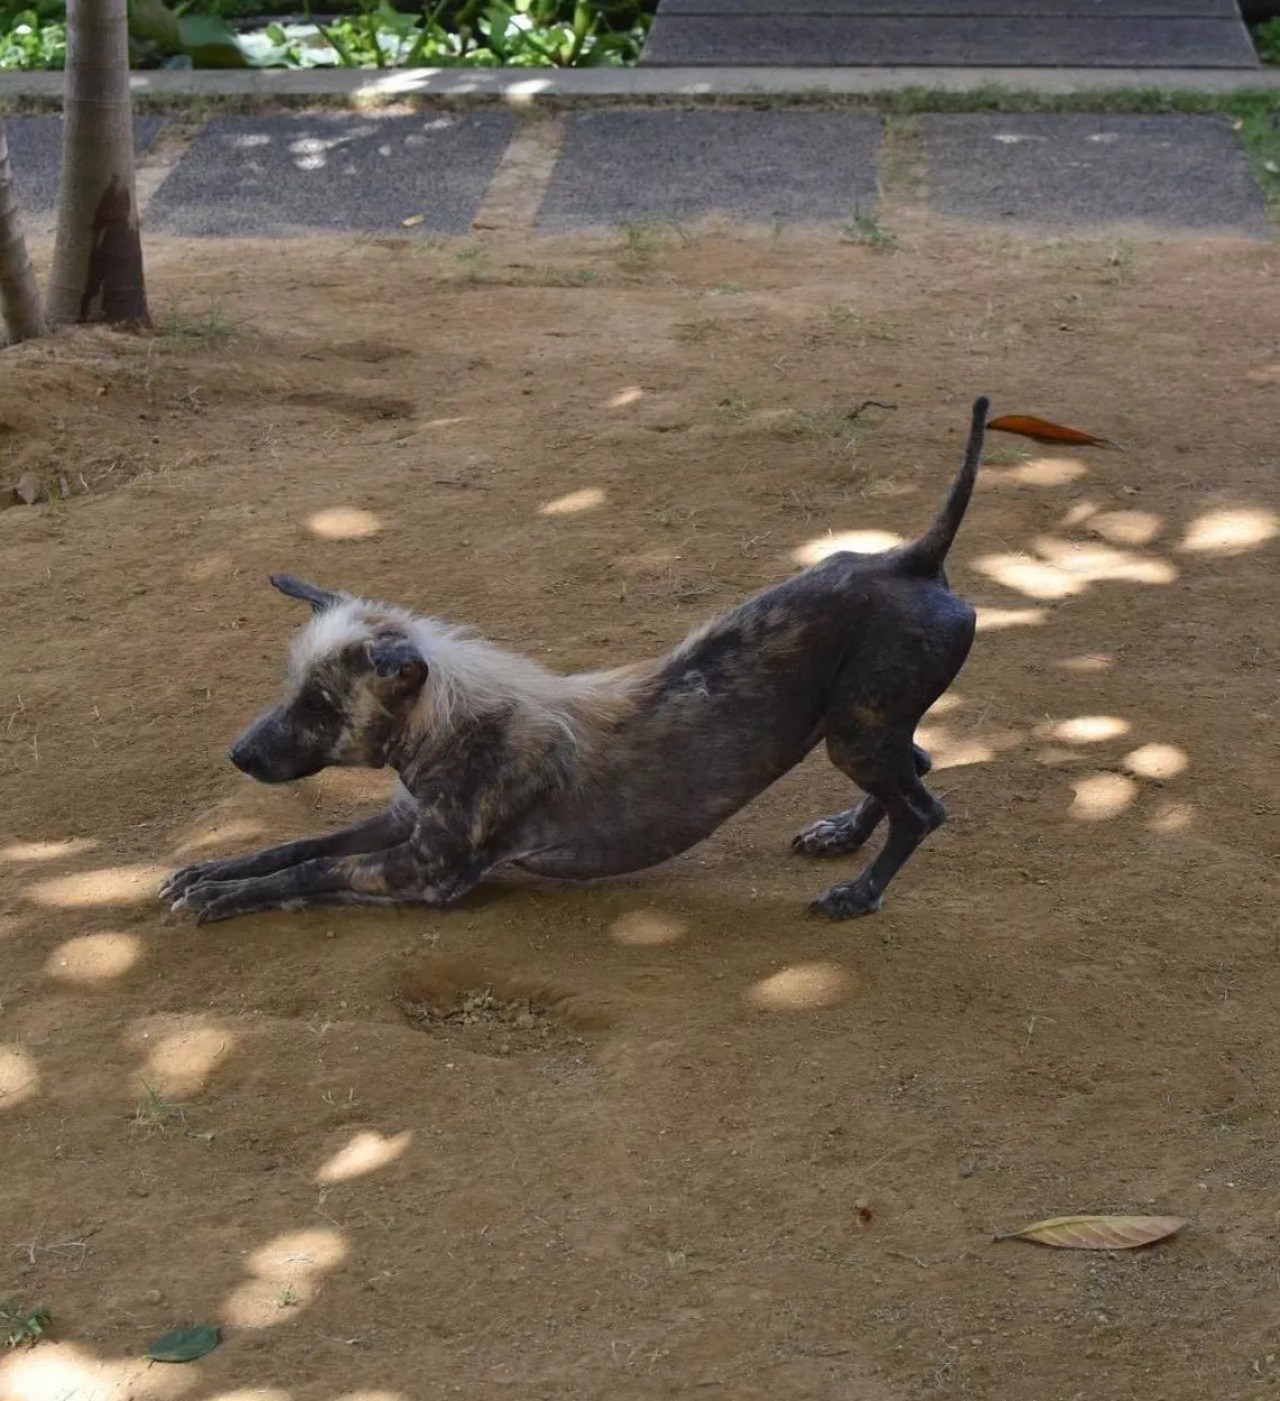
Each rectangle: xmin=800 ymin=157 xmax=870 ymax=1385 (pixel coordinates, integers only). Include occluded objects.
xmin=4 ymin=105 xmax=1273 ymax=240
xmin=641 ymin=0 xmax=1261 ymax=68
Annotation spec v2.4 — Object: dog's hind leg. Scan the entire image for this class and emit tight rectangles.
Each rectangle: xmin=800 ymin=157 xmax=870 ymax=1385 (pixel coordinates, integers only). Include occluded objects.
xmin=792 ymin=743 xmax=931 ymax=857
xmin=806 ymin=734 xmax=946 ymax=919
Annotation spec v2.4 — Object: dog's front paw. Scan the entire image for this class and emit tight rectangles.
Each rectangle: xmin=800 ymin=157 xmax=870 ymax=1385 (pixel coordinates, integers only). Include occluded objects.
xmin=159 ymin=860 xmax=228 ymax=903
xmin=171 ymin=879 xmax=249 ymax=925
xmin=808 ymin=880 xmax=883 ymax=921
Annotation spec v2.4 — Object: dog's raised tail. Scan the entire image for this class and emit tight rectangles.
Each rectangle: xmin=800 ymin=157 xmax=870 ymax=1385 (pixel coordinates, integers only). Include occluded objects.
xmin=901 ymin=396 xmax=989 ymax=576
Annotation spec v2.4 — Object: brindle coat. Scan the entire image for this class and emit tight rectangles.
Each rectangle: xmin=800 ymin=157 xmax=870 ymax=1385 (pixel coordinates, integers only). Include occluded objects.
xmin=161 ymin=397 xmax=989 ymax=924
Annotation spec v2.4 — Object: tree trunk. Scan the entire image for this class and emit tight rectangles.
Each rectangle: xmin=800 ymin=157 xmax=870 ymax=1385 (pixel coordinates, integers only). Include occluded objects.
xmin=46 ymin=0 xmax=149 ymax=327
xmin=0 ymin=119 xmax=46 ymax=344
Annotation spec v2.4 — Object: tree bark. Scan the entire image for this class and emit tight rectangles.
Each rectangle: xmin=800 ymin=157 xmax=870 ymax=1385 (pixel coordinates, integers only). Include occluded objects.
xmin=0 ymin=118 xmax=46 ymax=344
xmin=47 ymin=0 xmax=149 ymax=327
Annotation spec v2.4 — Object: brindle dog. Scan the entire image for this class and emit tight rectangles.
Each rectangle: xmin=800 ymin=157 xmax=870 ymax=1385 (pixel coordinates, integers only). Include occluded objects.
xmin=161 ymin=396 xmax=989 ymax=925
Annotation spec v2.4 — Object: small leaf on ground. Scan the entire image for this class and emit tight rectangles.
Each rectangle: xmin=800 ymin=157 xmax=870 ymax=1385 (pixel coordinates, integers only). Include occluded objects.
xmin=146 ymin=1323 xmax=221 ymax=1362
xmin=986 ymin=413 xmax=1119 ymax=448
xmin=994 ymin=1214 xmax=1186 ymax=1250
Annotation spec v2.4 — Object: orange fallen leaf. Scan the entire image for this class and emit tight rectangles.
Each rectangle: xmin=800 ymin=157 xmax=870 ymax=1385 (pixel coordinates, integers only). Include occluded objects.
xmin=986 ymin=413 xmax=1119 ymax=449
xmin=994 ymin=1214 xmax=1186 ymax=1250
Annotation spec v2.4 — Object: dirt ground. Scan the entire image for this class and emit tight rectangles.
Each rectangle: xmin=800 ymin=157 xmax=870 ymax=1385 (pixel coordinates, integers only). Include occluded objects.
xmin=0 ymin=216 xmax=1277 ymax=1401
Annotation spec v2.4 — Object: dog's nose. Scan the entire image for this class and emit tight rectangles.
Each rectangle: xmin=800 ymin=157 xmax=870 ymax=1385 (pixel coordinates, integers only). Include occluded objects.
xmin=228 ymin=740 xmax=251 ymax=773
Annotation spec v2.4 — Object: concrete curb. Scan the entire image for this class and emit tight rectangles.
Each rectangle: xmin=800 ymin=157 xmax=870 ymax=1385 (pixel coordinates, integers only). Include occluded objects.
xmin=2 ymin=65 xmax=1278 ymax=105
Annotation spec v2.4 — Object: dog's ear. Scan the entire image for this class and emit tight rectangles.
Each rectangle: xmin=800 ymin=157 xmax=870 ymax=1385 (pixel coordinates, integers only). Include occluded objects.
xmin=366 ymin=637 xmax=428 ymax=693
xmin=270 ymin=574 xmax=343 ymax=614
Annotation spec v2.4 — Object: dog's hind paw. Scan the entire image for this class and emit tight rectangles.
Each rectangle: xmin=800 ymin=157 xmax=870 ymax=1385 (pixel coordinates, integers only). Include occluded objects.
xmin=808 ymin=881 xmax=883 ymax=920
xmin=794 ymin=820 xmax=852 ymax=857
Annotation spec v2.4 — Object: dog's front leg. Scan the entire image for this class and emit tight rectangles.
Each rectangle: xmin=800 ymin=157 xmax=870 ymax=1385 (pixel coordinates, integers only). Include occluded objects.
xmin=160 ymin=807 xmax=414 ymax=905
xmin=173 ymin=838 xmax=487 ymax=926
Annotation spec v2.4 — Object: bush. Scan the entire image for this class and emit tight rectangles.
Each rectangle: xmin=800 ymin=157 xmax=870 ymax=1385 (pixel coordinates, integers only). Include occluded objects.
xmin=1253 ymin=18 xmax=1280 ymax=63
xmin=0 ymin=0 xmax=654 ymax=69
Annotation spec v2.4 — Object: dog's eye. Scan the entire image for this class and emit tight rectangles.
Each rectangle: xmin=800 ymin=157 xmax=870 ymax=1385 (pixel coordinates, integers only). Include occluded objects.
xmin=294 ymin=688 xmax=334 ymax=723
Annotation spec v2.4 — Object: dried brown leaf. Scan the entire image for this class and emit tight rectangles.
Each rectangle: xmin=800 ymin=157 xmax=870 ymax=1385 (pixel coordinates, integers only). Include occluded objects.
xmin=986 ymin=413 xmax=1119 ymax=449
xmin=994 ymin=1214 xmax=1186 ymax=1250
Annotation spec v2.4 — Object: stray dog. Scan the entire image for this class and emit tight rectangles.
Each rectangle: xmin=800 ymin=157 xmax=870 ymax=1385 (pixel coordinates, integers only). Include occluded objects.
xmin=161 ymin=396 xmax=988 ymax=926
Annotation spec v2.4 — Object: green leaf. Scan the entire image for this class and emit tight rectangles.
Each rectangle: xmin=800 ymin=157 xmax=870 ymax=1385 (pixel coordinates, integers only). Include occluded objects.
xmin=175 ymin=12 xmax=248 ymax=67
xmin=128 ymin=0 xmax=182 ymax=50
xmin=146 ymin=1323 xmax=221 ymax=1363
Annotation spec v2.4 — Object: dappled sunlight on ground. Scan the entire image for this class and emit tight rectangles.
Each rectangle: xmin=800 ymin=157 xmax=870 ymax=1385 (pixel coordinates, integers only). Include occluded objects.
xmin=316 ymin=1129 xmax=413 ymax=1185
xmin=975 ymin=537 xmax=1177 ymax=601
xmin=223 ymin=1228 xmax=347 ymax=1327
xmin=1045 ymin=715 xmax=1131 ymax=744
xmin=973 ymin=605 xmax=1046 ymax=631
xmin=980 ymin=455 xmax=1088 ymax=488
xmin=0 ymin=1043 xmax=39 ymax=1110
xmin=610 ymin=909 xmax=688 ymax=947
xmin=128 ymin=1015 xmax=236 ymax=1098
xmin=172 ymin=816 xmax=269 ymax=859
xmin=1149 ymin=800 xmax=1196 ymax=833
xmin=2 ymin=837 xmax=99 ymax=863
xmin=791 ymin=528 xmax=904 ymax=567
xmin=0 ymin=1342 xmax=194 ymax=1401
xmin=1181 ymin=506 xmax=1278 ymax=556
xmin=1056 ymin=651 xmax=1114 ymax=673
xmin=305 ymin=506 xmax=383 ymax=540
xmin=1124 ymin=742 xmax=1190 ymax=780
xmin=44 ymin=932 xmax=143 ymax=985
xmin=540 ymin=486 xmax=607 ymax=517
xmin=914 ymin=721 xmax=1020 ymax=771
xmin=745 ymin=962 xmax=853 ymax=1012
xmin=1069 ymin=771 xmax=1140 ymax=821
xmin=1088 ymin=509 xmax=1164 ymax=546
xmin=206 ymin=1390 xmax=290 ymax=1401
xmin=26 ymin=862 xmax=169 ymax=909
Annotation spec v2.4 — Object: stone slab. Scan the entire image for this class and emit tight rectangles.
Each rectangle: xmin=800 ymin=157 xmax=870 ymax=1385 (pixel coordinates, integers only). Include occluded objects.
xmin=146 ymin=111 xmax=516 ymax=236
xmin=640 ymin=16 xmax=1261 ymax=66
xmin=2 ymin=115 xmax=168 ymax=229
xmin=659 ymin=0 xmax=1239 ymax=13
xmin=924 ymin=112 xmax=1272 ymax=234
xmin=537 ymin=108 xmax=880 ymax=230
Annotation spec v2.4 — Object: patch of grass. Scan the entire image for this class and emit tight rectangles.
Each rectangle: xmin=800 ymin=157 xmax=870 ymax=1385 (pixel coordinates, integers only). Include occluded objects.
xmin=880 ymin=112 xmax=925 ymax=199
xmin=711 ymin=281 xmax=745 ymax=296
xmin=132 ymin=1083 xmax=186 ymax=1134
xmin=982 ymin=444 xmax=1033 ymax=466
xmin=1099 ymin=240 xmax=1135 ymax=286
xmin=714 ymin=391 xmax=758 ymax=421
xmin=528 ymin=264 xmax=602 ymax=286
xmin=453 ymin=245 xmax=490 ymax=281
xmin=2 ymin=1299 xmax=51 ymax=1349
xmin=616 ymin=218 xmax=664 ymax=260
xmin=278 ymin=1286 xmax=301 ymax=1308
xmin=156 ymin=301 xmax=239 ymax=347
xmin=824 ymin=305 xmax=900 ymax=343
xmin=841 ymin=204 xmax=897 ymax=249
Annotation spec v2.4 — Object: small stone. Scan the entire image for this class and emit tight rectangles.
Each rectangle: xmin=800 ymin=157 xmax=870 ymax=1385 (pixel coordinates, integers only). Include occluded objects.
xmin=14 ymin=471 xmax=43 ymax=505
xmin=142 ymin=1289 xmax=163 ymax=1306
xmin=959 ymin=1159 xmax=978 ymax=1178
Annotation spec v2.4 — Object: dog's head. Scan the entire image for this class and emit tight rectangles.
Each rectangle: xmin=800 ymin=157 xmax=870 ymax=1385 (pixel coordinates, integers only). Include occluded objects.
xmin=228 ymin=574 xmax=429 ymax=784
